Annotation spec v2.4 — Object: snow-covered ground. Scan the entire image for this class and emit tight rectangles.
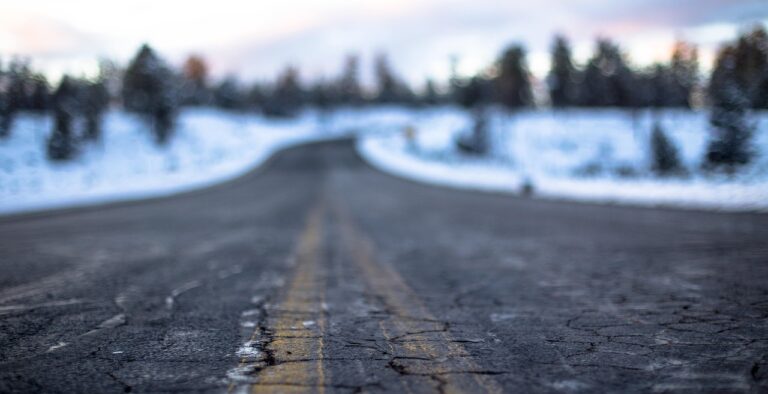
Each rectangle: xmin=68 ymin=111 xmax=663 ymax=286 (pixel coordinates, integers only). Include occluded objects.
xmin=357 ymin=107 xmax=768 ymax=211
xmin=0 ymin=106 xmax=428 ymax=215
xmin=2 ymin=106 xmax=766 ymax=215
xmin=0 ymin=108 xmax=348 ymax=215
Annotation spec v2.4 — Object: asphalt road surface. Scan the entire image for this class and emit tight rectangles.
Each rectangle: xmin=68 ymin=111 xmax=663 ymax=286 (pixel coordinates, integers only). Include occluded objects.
xmin=1 ymin=139 xmax=767 ymax=393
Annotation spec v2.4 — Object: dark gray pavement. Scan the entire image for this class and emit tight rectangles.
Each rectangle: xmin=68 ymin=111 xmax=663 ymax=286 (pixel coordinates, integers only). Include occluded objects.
xmin=1 ymin=139 xmax=767 ymax=393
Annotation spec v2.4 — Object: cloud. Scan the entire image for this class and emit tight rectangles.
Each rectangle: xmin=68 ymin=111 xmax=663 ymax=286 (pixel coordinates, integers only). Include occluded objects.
xmin=1 ymin=0 xmax=766 ymax=82
xmin=0 ymin=11 xmax=103 ymax=58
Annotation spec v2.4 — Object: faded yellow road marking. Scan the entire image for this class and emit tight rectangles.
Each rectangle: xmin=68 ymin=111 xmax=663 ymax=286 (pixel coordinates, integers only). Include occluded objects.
xmin=253 ymin=201 xmax=327 ymax=393
xmin=334 ymin=202 xmax=504 ymax=394
xmin=230 ymin=201 xmax=328 ymax=394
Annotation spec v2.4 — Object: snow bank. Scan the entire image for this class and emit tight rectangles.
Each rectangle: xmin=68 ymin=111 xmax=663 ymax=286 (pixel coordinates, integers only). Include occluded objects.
xmin=357 ymin=107 xmax=768 ymax=211
xmin=2 ymin=106 xmax=766 ymax=215
xmin=0 ymin=108 xmax=345 ymax=215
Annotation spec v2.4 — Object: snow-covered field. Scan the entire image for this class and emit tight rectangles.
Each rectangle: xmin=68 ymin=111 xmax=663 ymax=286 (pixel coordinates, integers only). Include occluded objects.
xmin=357 ymin=107 xmax=768 ymax=211
xmin=2 ymin=106 xmax=766 ymax=215
xmin=0 ymin=109 xmax=350 ymax=215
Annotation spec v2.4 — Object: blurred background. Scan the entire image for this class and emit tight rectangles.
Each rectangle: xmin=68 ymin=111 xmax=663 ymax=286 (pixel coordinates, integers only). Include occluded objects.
xmin=0 ymin=0 xmax=767 ymax=213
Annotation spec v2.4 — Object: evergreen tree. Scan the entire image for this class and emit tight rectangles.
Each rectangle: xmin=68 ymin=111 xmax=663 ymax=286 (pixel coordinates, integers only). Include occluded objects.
xmin=454 ymin=76 xmax=492 ymax=155
xmin=456 ymin=108 xmax=489 ymax=155
xmin=0 ymin=95 xmax=11 ymax=138
xmin=213 ymin=77 xmax=246 ymax=110
xmin=47 ymin=76 xmax=79 ymax=161
xmin=669 ymin=41 xmax=699 ymax=108
xmin=0 ymin=62 xmax=12 ymax=138
xmin=548 ymin=35 xmax=577 ymax=107
xmin=578 ymin=39 xmax=636 ymax=107
xmin=122 ymin=44 xmax=178 ymax=144
xmin=650 ymin=122 xmax=682 ymax=175
xmin=457 ymin=76 xmax=492 ymax=109
xmin=82 ymin=79 xmax=109 ymax=141
xmin=421 ymin=79 xmax=440 ymax=106
xmin=47 ymin=108 xmax=76 ymax=161
xmin=373 ymin=54 xmax=411 ymax=104
xmin=248 ymin=83 xmax=268 ymax=112
xmin=0 ymin=60 xmax=28 ymax=137
xmin=308 ymin=79 xmax=336 ymax=111
xmin=733 ymin=26 xmax=768 ymax=109
xmin=265 ymin=66 xmax=304 ymax=117
xmin=28 ymin=75 xmax=50 ymax=112
xmin=52 ymin=75 xmax=80 ymax=116
xmin=495 ymin=45 xmax=532 ymax=110
xmin=6 ymin=60 xmax=31 ymax=111
xmin=705 ymin=47 xmax=754 ymax=170
xmin=337 ymin=55 xmax=362 ymax=105
xmin=579 ymin=60 xmax=610 ymax=106
xmin=649 ymin=64 xmax=673 ymax=108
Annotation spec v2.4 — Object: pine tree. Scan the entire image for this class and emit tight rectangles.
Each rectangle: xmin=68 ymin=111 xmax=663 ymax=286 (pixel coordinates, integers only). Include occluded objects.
xmin=29 ymin=75 xmax=50 ymax=112
xmin=705 ymin=47 xmax=754 ymax=170
xmin=248 ymin=83 xmax=268 ymax=111
xmin=47 ymin=76 xmax=79 ymax=161
xmin=0 ymin=61 xmax=20 ymax=137
xmin=548 ymin=35 xmax=577 ymax=107
xmin=337 ymin=55 xmax=362 ymax=105
xmin=122 ymin=44 xmax=178 ymax=144
xmin=82 ymin=79 xmax=109 ymax=140
xmin=456 ymin=108 xmax=489 ymax=155
xmin=669 ymin=41 xmax=699 ymax=108
xmin=457 ymin=76 xmax=492 ymax=109
xmin=265 ymin=66 xmax=304 ymax=117
xmin=650 ymin=122 xmax=682 ymax=175
xmin=0 ymin=74 xmax=11 ymax=138
xmin=649 ymin=64 xmax=672 ymax=108
xmin=309 ymin=79 xmax=336 ymax=114
xmin=373 ymin=54 xmax=412 ymax=104
xmin=454 ymin=76 xmax=492 ymax=155
xmin=579 ymin=60 xmax=610 ymax=106
xmin=6 ymin=60 xmax=31 ymax=111
xmin=495 ymin=45 xmax=532 ymax=110
xmin=47 ymin=108 xmax=76 ymax=161
xmin=213 ymin=77 xmax=246 ymax=110
xmin=733 ymin=26 xmax=768 ymax=109
xmin=421 ymin=79 xmax=439 ymax=106
xmin=52 ymin=75 xmax=80 ymax=116
xmin=578 ymin=39 xmax=636 ymax=107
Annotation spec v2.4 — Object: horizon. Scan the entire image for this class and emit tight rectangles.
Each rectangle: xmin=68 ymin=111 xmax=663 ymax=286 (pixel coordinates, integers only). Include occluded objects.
xmin=1 ymin=1 xmax=767 ymax=86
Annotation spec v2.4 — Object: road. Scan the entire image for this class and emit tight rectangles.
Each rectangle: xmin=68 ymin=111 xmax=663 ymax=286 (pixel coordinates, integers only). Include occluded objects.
xmin=1 ymin=139 xmax=767 ymax=393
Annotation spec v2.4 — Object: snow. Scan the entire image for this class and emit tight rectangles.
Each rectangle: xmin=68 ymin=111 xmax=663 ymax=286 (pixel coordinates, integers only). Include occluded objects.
xmin=0 ymin=108 xmax=347 ymax=215
xmin=357 ymin=107 xmax=768 ymax=211
xmin=2 ymin=106 xmax=767 ymax=215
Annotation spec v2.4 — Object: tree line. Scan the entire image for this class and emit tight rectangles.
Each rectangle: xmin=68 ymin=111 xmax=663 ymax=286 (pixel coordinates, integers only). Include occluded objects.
xmin=0 ymin=26 xmax=765 ymax=170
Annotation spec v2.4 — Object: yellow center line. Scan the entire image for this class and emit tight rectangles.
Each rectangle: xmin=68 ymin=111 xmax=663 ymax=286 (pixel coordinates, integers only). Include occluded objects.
xmin=231 ymin=201 xmax=329 ymax=394
xmin=333 ymin=201 xmax=504 ymax=394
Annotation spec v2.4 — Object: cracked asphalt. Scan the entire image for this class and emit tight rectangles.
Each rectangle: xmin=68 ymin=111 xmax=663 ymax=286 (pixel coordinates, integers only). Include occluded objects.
xmin=1 ymin=139 xmax=767 ymax=393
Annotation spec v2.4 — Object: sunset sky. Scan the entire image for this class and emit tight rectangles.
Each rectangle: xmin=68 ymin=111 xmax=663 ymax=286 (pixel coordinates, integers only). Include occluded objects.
xmin=0 ymin=0 xmax=766 ymax=86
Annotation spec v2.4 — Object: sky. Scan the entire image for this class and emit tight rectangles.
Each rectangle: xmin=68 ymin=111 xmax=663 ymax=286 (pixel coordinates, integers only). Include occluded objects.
xmin=0 ymin=0 xmax=767 ymax=87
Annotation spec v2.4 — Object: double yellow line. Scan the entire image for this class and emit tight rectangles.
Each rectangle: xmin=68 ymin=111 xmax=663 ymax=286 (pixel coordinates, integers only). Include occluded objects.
xmin=235 ymin=198 xmax=502 ymax=393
